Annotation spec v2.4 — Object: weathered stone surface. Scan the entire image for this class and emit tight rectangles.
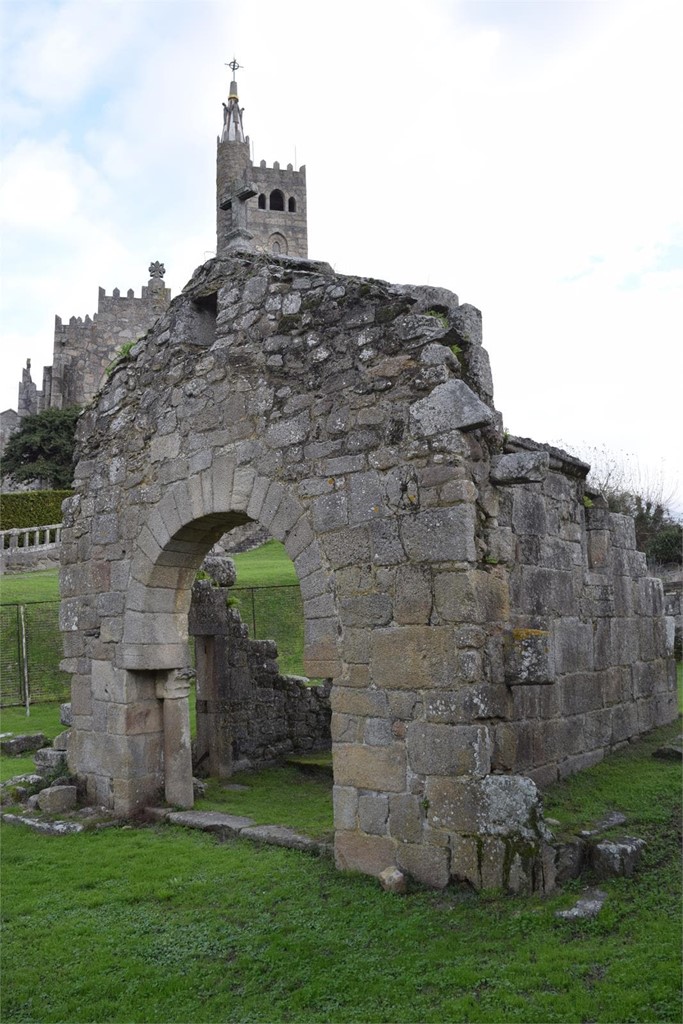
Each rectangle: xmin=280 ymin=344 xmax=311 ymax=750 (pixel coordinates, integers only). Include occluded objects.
xmin=52 ymin=730 xmax=71 ymax=751
xmin=34 ymin=748 xmax=67 ymax=771
xmin=409 ymin=380 xmax=494 ymax=437
xmin=200 ymin=555 xmax=237 ymax=588
xmin=1 ymin=813 xmax=84 ymax=835
xmin=335 ymin=831 xmax=396 ymax=878
xmin=167 ymin=810 xmax=255 ymax=835
xmin=37 ymin=785 xmax=77 ymax=813
xmin=378 ymin=865 xmax=407 ymax=894
xmin=370 ymin=626 xmax=458 ymax=690
xmin=555 ymin=888 xmax=607 ymax=921
xmin=333 ymin=743 xmax=406 ymax=793
xmin=504 ymin=628 xmax=554 ymax=683
xmin=590 ymin=837 xmax=646 ymax=878
xmin=491 ymin=451 xmax=549 ymax=484
xmin=406 ymin=722 xmax=491 ymax=778
xmin=240 ymin=824 xmax=325 ymax=854
xmin=1 ymin=734 xmax=47 ymax=756
xmin=400 ymin=506 xmax=477 ymax=564
xmin=554 ymin=838 xmax=587 ymax=882
xmin=60 ymin=703 xmax=73 ymax=726
xmin=396 ymin=842 xmax=450 ymax=889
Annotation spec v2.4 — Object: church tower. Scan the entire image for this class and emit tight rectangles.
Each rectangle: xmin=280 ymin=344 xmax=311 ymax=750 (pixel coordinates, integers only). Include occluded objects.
xmin=216 ymin=62 xmax=308 ymax=259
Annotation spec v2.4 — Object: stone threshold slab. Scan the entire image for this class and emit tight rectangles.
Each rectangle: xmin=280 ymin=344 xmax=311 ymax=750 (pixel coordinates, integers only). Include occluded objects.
xmin=151 ymin=807 xmax=332 ymax=856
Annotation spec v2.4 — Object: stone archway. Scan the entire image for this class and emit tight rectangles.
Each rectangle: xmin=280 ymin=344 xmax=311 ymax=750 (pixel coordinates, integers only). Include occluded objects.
xmin=62 ymin=251 xmax=677 ymax=891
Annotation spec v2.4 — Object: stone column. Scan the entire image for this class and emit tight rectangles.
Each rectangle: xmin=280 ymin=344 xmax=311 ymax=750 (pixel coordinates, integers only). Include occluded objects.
xmin=156 ymin=671 xmax=194 ymax=809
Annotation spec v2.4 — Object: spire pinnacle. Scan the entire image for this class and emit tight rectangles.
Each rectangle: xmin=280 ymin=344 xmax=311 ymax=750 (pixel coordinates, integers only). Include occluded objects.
xmin=221 ymin=58 xmax=246 ymax=143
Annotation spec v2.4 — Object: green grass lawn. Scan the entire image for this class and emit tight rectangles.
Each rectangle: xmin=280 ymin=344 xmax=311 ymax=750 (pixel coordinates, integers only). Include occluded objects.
xmin=0 ymin=541 xmax=306 ymax=702
xmin=0 ymin=540 xmax=299 ymax=606
xmin=1 ymin=715 xmax=681 ymax=1024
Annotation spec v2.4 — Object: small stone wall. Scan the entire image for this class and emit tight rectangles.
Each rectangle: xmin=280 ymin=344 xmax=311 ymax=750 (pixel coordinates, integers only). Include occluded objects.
xmin=189 ymin=581 xmax=331 ymax=776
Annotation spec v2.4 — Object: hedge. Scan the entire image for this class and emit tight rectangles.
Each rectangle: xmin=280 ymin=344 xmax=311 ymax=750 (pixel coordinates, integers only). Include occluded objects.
xmin=0 ymin=490 xmax=74 ymax=531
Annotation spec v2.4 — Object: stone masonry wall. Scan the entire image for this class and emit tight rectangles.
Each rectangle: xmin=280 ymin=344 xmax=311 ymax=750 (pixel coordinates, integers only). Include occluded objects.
xmin=188 ymin=581 xmax=330 ymax=776
xmin=61 ymin=250 xmax=677 ymax=892
xmin=17 ymin=273 xmax=171 ymax=418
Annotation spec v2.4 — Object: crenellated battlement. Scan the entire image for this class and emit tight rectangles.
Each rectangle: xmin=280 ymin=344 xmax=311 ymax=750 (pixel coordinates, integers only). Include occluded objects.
xmin=13 ymin=265 xmax=172 ymax=421
xmin=256 ymin=158 xmax=306 ymax=178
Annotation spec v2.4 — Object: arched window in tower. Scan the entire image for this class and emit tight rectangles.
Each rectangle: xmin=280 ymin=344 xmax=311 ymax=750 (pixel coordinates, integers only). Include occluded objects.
xmin=288 ymin=196 xmax=297 ymax=213
xmin=258 ymin=194 xmax=266 ymax=210
xmin=269 ymin=233 xmax=288 ymax=255
xmin=269 ymin=189 xmax=285 ymax=211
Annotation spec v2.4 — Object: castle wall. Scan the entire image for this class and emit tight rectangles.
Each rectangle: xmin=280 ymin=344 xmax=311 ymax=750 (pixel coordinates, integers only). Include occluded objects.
xmin=14 ymin=274 xmax=171 ymax=426
xmin=60 ymin=252 xmax=677 ymax=893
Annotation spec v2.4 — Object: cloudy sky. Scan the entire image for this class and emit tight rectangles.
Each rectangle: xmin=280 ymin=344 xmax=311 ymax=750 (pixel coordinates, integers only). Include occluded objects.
xmin=1 ymin=0 xmax=681 ymax=509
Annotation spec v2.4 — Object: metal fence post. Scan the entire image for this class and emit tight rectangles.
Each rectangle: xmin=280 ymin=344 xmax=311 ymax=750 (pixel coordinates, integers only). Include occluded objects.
xmin=18 ymin=604 xmax=30 ymax=716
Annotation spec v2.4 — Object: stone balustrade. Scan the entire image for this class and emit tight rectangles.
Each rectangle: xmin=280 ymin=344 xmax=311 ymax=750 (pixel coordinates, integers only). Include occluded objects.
xmin=0 ymin=524 xmax=63 ymax=574
xmin=1 ymin=524 xmax=63 ymax=550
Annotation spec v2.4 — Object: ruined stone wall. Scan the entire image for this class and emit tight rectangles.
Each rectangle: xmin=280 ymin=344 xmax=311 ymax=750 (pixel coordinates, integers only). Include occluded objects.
xmin=61 ymin=250 xmax=677 ymax=891
xmin=188 ymin=582 xmax=331 ymax=776
xmin=486 ymin=440 xmax=676 ymax=789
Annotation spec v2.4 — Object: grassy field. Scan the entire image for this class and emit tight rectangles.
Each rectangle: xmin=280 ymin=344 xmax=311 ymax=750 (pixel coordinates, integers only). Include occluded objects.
xmin=0 ymin=541 xmax=306 ymax=700
xmin=1 ymin=713 xmax=681 ymax=1024
xmin=0 ymin=540 xmax=299 ymax=605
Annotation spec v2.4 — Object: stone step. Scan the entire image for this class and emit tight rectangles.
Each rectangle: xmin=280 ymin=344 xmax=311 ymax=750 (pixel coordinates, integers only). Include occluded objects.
xmin=152 ymin=807 xmax=331 ymax=856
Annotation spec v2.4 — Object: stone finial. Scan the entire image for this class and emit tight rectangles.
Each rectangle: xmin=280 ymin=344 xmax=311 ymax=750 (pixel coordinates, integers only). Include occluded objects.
xmin=148 ymin=261 xmax=165 ymax=280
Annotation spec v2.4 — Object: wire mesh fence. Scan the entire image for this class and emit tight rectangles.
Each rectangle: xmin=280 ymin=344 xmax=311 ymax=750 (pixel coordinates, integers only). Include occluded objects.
xmin=0 ymin=585 xmax=307 ymax=707
xmin=229 ymin=584 xmax=305 ymax=677
xmin=0 ymin=602 xmax=70 ymax=707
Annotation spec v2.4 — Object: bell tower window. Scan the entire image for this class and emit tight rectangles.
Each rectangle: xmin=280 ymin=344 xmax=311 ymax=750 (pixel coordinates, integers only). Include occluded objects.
xmin=269 ymin=189 xmax=285 ymax=211
xmin=258 ymin=193 xmax=266 ymax=209
xmin=288 ymin=197 xmax=297 ymax=213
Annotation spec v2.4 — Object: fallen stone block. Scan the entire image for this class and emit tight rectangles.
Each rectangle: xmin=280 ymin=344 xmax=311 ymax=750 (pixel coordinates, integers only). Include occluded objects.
xmin=60 ymin=703 xmax=73 ymax=727
xmin=379 ymin=866 xmax=407 ymax=894
xmin=590 ymin=837 xmax=646 ymax=878
xmin=37 ymin=786 xmax=78 ymax=814
xmin=167 ymin=810 xmax=255 ymax=837
xmin=1 ymin=733 xmax=47 ymax=756
xmin=555 ymin=887 xmax=607 ymax=921
xmin=1 ymin=813 xmax=84 ymax=835
xmin=0 ymin=773 xmax=44 ymax=805
xmin=34 ymin=748 xmax=67 ymax=771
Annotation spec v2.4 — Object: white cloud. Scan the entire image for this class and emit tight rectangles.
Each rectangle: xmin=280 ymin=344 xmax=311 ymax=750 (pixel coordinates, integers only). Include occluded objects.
xmin=0 ymin=0 xmax=680 ymax=509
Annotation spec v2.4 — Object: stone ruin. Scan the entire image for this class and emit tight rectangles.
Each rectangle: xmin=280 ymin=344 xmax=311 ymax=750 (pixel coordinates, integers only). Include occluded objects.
xmin=59 ymin=249 xmax=678 ymax=892
xmin=188 ymin=560 xmax=331 ymax=778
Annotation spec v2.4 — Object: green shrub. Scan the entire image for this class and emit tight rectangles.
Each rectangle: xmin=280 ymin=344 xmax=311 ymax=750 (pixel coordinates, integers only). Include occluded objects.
xmin=0 ymin=490 xmax=73 ymax=531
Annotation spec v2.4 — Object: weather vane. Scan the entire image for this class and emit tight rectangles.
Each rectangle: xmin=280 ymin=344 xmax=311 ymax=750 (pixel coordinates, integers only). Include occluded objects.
xmin=226 ymin=58 xmax=242 ymax=75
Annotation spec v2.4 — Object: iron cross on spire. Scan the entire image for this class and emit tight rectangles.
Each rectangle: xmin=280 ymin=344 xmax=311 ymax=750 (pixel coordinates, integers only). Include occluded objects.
xmin=226 ymin=58 xmax=242 ymax=75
